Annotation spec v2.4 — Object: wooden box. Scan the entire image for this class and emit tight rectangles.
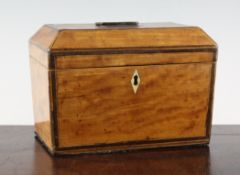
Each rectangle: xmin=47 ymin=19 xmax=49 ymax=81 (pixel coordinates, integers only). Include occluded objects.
xmin=29 ymin=22 xmax=217 ymax=155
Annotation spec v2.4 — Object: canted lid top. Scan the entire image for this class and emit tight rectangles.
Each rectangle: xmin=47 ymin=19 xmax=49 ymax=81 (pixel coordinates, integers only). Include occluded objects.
xmin=30 ymin=22 xmax=217 ymax=52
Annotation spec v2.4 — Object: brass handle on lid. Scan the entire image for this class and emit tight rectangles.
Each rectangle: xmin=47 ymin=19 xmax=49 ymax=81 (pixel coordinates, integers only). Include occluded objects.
xmin=95 ymin=22 xmax=139 ymax=27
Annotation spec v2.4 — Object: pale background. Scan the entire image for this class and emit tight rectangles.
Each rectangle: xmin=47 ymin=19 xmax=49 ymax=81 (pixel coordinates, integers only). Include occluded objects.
xmin=0 ymin=0 xmax=239 ymax=125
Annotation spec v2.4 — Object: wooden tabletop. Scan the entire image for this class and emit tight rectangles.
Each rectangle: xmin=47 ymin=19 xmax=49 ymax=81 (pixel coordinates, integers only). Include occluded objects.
xmin=0 ymin=125 xmax=240 ymax=175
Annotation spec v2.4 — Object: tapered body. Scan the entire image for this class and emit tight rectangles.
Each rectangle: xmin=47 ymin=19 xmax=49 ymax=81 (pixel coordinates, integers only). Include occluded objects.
xmin=29 ymin=22 xmax=217 ymax=155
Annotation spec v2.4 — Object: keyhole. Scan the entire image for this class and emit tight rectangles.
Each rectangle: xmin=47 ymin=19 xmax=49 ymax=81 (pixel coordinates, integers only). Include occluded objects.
xmin=134 ymin=75 xmax=138 ymax=86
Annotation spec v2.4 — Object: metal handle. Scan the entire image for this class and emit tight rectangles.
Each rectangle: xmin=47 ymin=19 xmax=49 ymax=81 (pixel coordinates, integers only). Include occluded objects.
xmin=95 ymin=22 xmax=138 ymax=27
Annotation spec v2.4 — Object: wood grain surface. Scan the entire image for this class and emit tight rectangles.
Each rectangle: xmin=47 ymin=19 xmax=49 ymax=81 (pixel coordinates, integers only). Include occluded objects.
xmin=1 ymin=125 xmax=240 ymax=175
xmin=30 ymin=25 xmax=58 ymax=51
xmin=30 ymin=58 xmax=53 ymax=150
xmin=29 ymin=44 xmax=50 ymax=68
xmin=56 ymin=63 xmax=212 ymax=148
xmin=51 ymin=27 xmax=215 ymax=50
xmin=29 ymin=23 xmax=216 ymax=52
xmin=56 ymin=52 xmax=214 ymax=69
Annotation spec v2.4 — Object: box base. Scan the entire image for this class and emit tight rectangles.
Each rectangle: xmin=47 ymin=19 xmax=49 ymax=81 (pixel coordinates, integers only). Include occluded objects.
xmin=35 ymin=132 xmax=209 ymax=156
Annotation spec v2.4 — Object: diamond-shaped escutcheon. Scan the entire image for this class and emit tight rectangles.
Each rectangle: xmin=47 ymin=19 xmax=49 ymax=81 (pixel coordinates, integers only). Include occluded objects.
xmin=131 ymin=70 xmax=140 ymax=93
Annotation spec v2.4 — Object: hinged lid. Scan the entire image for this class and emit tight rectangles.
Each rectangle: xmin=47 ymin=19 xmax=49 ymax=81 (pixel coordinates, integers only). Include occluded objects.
xmin=29 ymin=22 xmax=217 ymax=69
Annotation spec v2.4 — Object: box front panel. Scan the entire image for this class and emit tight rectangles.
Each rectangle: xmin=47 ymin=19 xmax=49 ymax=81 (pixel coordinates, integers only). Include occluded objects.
xmin=55 ymin=63 xmax=213 ymax=148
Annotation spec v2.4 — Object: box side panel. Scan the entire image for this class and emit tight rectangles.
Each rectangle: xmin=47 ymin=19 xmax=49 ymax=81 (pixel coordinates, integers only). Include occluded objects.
xmin=56 ymin=62 xmax=213 ymax=149
xmin=30 ymin=58 xmax=54 ymax=151
xmin=206 ymin=57 xmax=217 ymax=139
xmin=29 ymin=25 xmax=59 ymax=68
xmin=29 ymin=44 xmax=50 ymax=68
